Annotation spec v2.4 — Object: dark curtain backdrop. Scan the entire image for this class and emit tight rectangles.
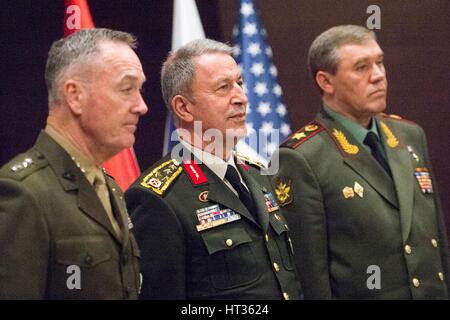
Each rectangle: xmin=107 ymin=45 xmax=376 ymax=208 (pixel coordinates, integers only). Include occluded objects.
xmin=1 ymin=0 xmax=449 ymax=235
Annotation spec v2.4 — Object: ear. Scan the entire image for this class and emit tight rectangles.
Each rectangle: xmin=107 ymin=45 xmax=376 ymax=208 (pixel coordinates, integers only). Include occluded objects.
xmin=316 ymin=71 xmax=335 ymax=95
xmin=172 ymin=95 xmax=194 ymax=123
xmin=63 ymin=79 xmax=84 ymax=115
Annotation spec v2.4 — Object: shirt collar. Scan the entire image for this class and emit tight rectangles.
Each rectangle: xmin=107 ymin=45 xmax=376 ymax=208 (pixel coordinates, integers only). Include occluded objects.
xmin=179 ymin=139 xmax=240 ymax=182
xmin=323 ymin=105 xmax=380 ymax=145
xmin=45 ymin=125 xmax=100 ymax=185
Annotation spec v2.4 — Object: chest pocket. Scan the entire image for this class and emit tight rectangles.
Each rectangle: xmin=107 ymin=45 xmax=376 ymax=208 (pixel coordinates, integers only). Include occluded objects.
xmin=55 ymin=236 xmax=113 ymax=267
xmin=200 ymin=222 xmax=262 ymax=290
xmin=269 ymin=214 xmax=295 ymax=271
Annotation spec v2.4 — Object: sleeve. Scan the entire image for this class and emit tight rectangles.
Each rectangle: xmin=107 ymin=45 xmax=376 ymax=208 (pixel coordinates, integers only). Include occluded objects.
xmin=272 ymin=148 xmax=332 ymax=299
xmin=125 ymin=187 xmax=187 ymax=300
xmin=417 ymin=125 xmax=450 ymax=294
xmin=0 ymin=178 xmax=49 ymax=299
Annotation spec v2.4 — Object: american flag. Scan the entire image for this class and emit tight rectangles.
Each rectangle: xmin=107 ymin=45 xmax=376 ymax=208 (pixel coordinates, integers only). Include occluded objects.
xmin=234 ymin=0 xmax=292 ymax=162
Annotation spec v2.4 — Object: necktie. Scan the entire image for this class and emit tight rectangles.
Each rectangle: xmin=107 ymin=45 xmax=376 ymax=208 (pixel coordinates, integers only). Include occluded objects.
xmin=94 ymin=171 xmax=122 ymax=236
xmin=363 ymin=132 xmax=392 ymax=176
xmin=225 ymin=165 xmax=257 ymax=218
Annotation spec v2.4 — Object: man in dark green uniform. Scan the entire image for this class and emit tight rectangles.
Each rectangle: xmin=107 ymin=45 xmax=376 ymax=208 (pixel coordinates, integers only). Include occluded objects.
xmin=125 ymin=39 xmax=302 ymax=299
xmin=0 ymin=28 xmax=148 ymax=299
xmin=272 ymin=25 xmax=449 ymax=299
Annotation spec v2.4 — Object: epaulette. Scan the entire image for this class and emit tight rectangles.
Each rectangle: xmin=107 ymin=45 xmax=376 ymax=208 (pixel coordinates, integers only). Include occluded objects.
xmin=235 ymin=152 xmax=265 ymax=169
xmin=140 ymin=159 xmax=183 ymax=196
xmin=1 ymin=150 xmax=48 ymax=181
xmin=281 ymin=122 xmax=325 ymax=149
xmin=380 ymin=113 xmax=417 ymax=125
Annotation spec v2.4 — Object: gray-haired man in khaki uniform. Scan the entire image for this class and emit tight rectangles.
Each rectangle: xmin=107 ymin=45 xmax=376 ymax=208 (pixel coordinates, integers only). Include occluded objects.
xmin=0 ymin=28 xmax=148 ymax=299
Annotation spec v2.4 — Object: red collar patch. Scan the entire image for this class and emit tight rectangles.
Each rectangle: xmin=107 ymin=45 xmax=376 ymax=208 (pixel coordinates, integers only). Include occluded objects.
xmin=183 ymin=160 xmax=208 ymax=185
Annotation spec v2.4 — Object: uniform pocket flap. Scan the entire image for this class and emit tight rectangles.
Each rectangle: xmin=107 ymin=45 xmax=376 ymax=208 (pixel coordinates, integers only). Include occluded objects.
xmin=200 ymin=224 xmax=252 ymax=255
xmin=55 ymin=236 xmax=112 ymax=267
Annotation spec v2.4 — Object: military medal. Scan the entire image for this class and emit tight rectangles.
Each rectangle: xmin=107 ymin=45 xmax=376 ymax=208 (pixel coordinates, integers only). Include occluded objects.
xmin=353 ymin=182 xmax=364 ymax=198
xmin=414 ymin=168 xmax=433 ymax=194
xmin=195 ymin=204 xmax=241 ymax=231
xmin=407 ymin=145 xmax=420 ymax=162
xmin=264 ymin=192 xmax=279 ymax=213
xmin=342 ymin=186 xmax=354 ymax=199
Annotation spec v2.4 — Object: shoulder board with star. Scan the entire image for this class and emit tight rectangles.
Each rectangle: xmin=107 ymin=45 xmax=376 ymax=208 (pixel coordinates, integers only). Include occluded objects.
xmin=380 ymin=113 xmax=417 ymax=125
xmin=235 ymin=152 xmax=265 ymax=169
xmin=1 ymin=150 xmax=48 ymax=181
xmin=281 ymin=122 xmax=325 ymax=149
xmin=139 ymin=158 xmax=183 ymax=196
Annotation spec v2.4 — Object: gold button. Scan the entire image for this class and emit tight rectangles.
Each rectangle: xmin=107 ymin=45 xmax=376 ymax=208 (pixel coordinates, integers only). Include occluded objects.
xmin=412 ymin=278 xmax=420 ymax=288
xmin=225 ymin=239 xmax=233 ymax=247
xmin=431 ymin=239 xmax=438 ymax=248
xmin=273 ymin=262 xmax=280 ymax=272
xmin=265 ymin=234 xmax=269 ymax=242
xmin=404 ymin=245 xmax=412 ymax=255
xmin=283 ymin=292 xmax=290 ymax=300
xmin=274 ymin=214 xmax=281 ymax=221
xmin=438 ymin=272 xmax=444 ymax=281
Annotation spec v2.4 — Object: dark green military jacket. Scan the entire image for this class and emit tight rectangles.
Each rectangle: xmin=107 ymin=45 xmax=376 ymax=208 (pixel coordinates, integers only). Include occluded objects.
xmin=0 ymin=132 xmax=141 ymax=299
xmin=272 ymin=109 xmax=450 ymax=299
xmin=125 ymin=149 xmax=302 ymax=300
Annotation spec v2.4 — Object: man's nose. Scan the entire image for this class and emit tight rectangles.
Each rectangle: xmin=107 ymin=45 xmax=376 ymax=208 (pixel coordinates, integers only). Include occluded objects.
xmin=135 ymin=94 xmax=148 ymax=116
xmin=232 ymin=83 xmax=248 ymax=106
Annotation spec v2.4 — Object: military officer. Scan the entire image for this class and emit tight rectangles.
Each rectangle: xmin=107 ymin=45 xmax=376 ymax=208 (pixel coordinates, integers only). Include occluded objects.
xmin=0 ymin=28 xmax=148 ymax=299
xmin=125 ymin=39 xmax=302 ymax=299
xmin=272 ymin=25 xmax=450 ymax=299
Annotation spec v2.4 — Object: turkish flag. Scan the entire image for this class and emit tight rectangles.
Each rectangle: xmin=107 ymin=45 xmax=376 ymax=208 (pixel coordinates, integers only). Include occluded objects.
xmin=63 ymin=0 xmax=141 ymax=191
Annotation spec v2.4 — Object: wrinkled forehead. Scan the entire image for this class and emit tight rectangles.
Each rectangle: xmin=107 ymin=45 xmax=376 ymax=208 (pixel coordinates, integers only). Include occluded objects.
xmin=193 ymin=53 xmax=240 ymax=79
xmin=336 ymin=39 xmax=384 ymax=64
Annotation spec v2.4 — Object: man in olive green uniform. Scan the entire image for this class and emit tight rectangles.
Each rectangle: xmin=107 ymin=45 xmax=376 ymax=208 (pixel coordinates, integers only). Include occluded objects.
xmin=125 ymin=39 xmax=302 ymax=299
xmin=0 ymin=28 xmax=148 ymax=299
xmin=272 ymin=25 xmax=449 ymax=299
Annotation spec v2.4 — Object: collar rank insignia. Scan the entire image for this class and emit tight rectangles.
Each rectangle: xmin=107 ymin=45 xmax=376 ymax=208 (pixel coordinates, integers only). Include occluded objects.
xmin=195 ymin=204 xmax=241 ymax=232
xmin=415 ymin=168 xmax=433 ymax=194
xmin=183 ymin=160 xmax=208 ymax=185
xmin=140 ymin=159 xmax=182 ymax=196
xmin=380 ymin=121 xmax=399 ymax=148
xmin=264 ymin=191 xmax=280 ymax=213
xmin=332 ymin=129 xmax=359 ymax=155
xmin=274 ymin=176 xmax=292 ymax=206
xmin=281 ymin=122 xmax=324 ymax=149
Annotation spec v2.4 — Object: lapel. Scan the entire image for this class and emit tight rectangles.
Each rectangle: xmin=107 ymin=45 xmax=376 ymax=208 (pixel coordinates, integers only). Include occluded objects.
xmin=316 ymin=111 xmax=399 ymax=208
xmin=106 ymin=176 xmax=129 ymax=244
xmin=34 ymin=131 xmax=123 ymax=244
xmin=236 ymin=163 xmax=270 ymax=232
xmin=376 ymin=116 xmax=415 ymax=242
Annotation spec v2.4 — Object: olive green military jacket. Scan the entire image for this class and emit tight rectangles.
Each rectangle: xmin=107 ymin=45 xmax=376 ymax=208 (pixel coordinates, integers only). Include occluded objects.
xmin=272 ymin=109 xmax=450 ymax=299
xmin=125 ymin=149 xmax=302 ymax=300
xmin=0 ymin=131 xmax=141 ymax=299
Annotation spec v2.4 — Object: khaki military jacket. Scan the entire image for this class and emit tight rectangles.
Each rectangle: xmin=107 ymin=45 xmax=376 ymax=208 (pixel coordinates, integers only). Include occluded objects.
xmin=125 ymin=148 xmax=302 ymax=299
xmin=273 ymin=109 xmax=450 ymax=299
xmin=0 ymin=131 xmax=141 ymax=299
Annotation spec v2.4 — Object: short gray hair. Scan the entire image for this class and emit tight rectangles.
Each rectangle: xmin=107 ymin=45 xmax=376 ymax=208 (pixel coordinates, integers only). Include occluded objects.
xmin=45 ymin=28 xmax=137 ymax=105
xmin=308 ymin=25 xmax=376 ymax=83
xmin=161 ymin=38 xmax=233 ymax=111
